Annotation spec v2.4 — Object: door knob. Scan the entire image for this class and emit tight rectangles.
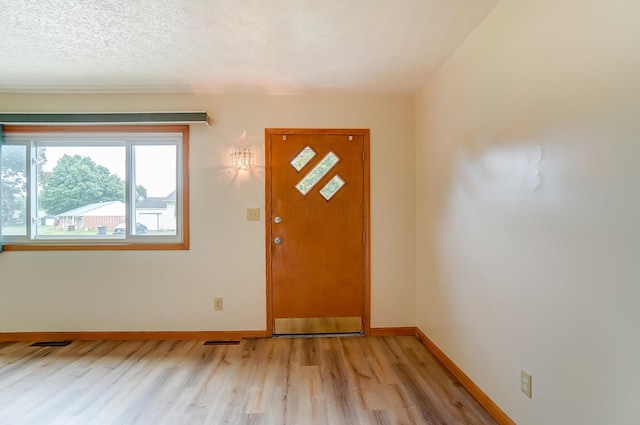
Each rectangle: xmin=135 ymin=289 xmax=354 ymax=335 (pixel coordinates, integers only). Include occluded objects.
xmin=274 ymin=216 xmax=282 ymax=224
xmin=274 ymin=236 xmax=283 ymax=244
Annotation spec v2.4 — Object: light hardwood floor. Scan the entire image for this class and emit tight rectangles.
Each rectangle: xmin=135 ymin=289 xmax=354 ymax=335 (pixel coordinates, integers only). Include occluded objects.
xmin=0 ymin=336 xmax=497 ymax=425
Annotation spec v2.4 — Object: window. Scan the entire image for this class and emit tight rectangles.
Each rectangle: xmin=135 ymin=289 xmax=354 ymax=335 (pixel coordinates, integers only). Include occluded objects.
xmin=0 ymin=125 xmax=189 ymax=250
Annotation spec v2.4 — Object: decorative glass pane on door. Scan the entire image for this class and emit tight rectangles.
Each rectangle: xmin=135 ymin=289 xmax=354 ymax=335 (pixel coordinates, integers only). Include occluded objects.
xmin=296 ymin=152 xmax=339 ymax=195
xmin=319 ymin=175 xmax=345 ymax=200
xmin=290 ymin=146 xmax=316 ymax=171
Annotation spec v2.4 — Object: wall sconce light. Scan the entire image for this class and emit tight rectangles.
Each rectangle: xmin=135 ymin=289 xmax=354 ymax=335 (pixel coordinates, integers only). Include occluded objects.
xmin=231 ymin=148 xmax=256 ymax=171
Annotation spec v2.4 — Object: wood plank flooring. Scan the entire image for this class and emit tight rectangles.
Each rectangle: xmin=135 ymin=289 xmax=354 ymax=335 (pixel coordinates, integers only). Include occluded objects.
xmin=0 ymin=336 xmax=497 ymax=425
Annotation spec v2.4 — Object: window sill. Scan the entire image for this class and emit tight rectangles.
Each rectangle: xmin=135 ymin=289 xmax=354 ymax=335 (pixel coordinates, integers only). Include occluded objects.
xmin=1 ymin=242 xmax=189 ymax=251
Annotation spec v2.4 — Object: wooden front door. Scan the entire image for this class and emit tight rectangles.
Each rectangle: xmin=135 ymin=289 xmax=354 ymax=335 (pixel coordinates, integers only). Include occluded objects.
xmin=266 ymin=129 xmax=370 ymax=335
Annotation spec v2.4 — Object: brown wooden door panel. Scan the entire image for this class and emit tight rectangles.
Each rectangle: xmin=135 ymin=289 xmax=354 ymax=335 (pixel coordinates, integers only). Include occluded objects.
xmin=267 ymin=130 xmax=368 ymax=333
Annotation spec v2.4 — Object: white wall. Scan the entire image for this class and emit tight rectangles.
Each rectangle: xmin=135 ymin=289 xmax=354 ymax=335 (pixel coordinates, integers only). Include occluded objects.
xmin=416 ymin=0 xmax=640 ymax=424
xmin=0 ymin=92 xmax=415 ymax=331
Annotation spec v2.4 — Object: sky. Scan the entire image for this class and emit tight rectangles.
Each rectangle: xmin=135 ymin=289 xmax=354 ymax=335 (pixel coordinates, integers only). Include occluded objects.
xmin=41 ymin=145 xmax=177 ymax=198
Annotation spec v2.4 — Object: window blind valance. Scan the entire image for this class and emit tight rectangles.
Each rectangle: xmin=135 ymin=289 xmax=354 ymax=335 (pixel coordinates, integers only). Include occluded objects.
xmin=0 ymin=112 xmax=210 ymax=125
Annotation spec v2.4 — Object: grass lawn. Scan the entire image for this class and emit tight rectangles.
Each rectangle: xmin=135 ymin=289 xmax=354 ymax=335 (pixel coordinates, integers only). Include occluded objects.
xmin=37 ymin=226 xmax=97 ymax=236
xmin=1 ymin=225 xmax=27 ymax=236
xmin=2 ymin=225 xmax=175 ymax=237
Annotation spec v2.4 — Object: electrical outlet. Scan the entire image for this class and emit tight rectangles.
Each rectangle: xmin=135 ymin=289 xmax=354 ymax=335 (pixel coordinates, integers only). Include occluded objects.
xmin=246 ymin=208 xmax=260 ymax=221
xmin=521 ymin=370 xmax=532 ymax=398
xmin=214 ymin=298 xmax=223 ymax=311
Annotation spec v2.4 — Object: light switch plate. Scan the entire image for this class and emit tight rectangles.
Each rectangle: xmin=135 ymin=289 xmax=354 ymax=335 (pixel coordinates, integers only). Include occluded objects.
xmin=246 ymin=208 xmax=260 ymax=221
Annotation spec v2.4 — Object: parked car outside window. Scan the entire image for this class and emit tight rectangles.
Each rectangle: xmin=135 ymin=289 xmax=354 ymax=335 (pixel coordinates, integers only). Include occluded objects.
xmin=113 ymin=222 xmax=148 ymax=235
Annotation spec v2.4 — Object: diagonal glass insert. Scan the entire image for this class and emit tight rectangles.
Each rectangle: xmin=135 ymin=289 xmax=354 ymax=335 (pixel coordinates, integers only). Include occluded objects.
xmin=319 ymin=175 xmax=345 ymax=200
xmin=296 ymin=151 xmax=340 ymax=195
xmin=290 ymin=146 xmax=316 ymax=171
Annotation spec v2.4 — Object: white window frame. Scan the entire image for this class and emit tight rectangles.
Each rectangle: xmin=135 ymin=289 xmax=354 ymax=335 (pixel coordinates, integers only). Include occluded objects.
xmin=0 ymin=125 xmax=189 ymax=251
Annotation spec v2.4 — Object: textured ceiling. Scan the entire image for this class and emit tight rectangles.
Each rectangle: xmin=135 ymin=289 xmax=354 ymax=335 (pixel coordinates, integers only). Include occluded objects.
xmin=0 ymin=0 xmax=498 ymax=94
